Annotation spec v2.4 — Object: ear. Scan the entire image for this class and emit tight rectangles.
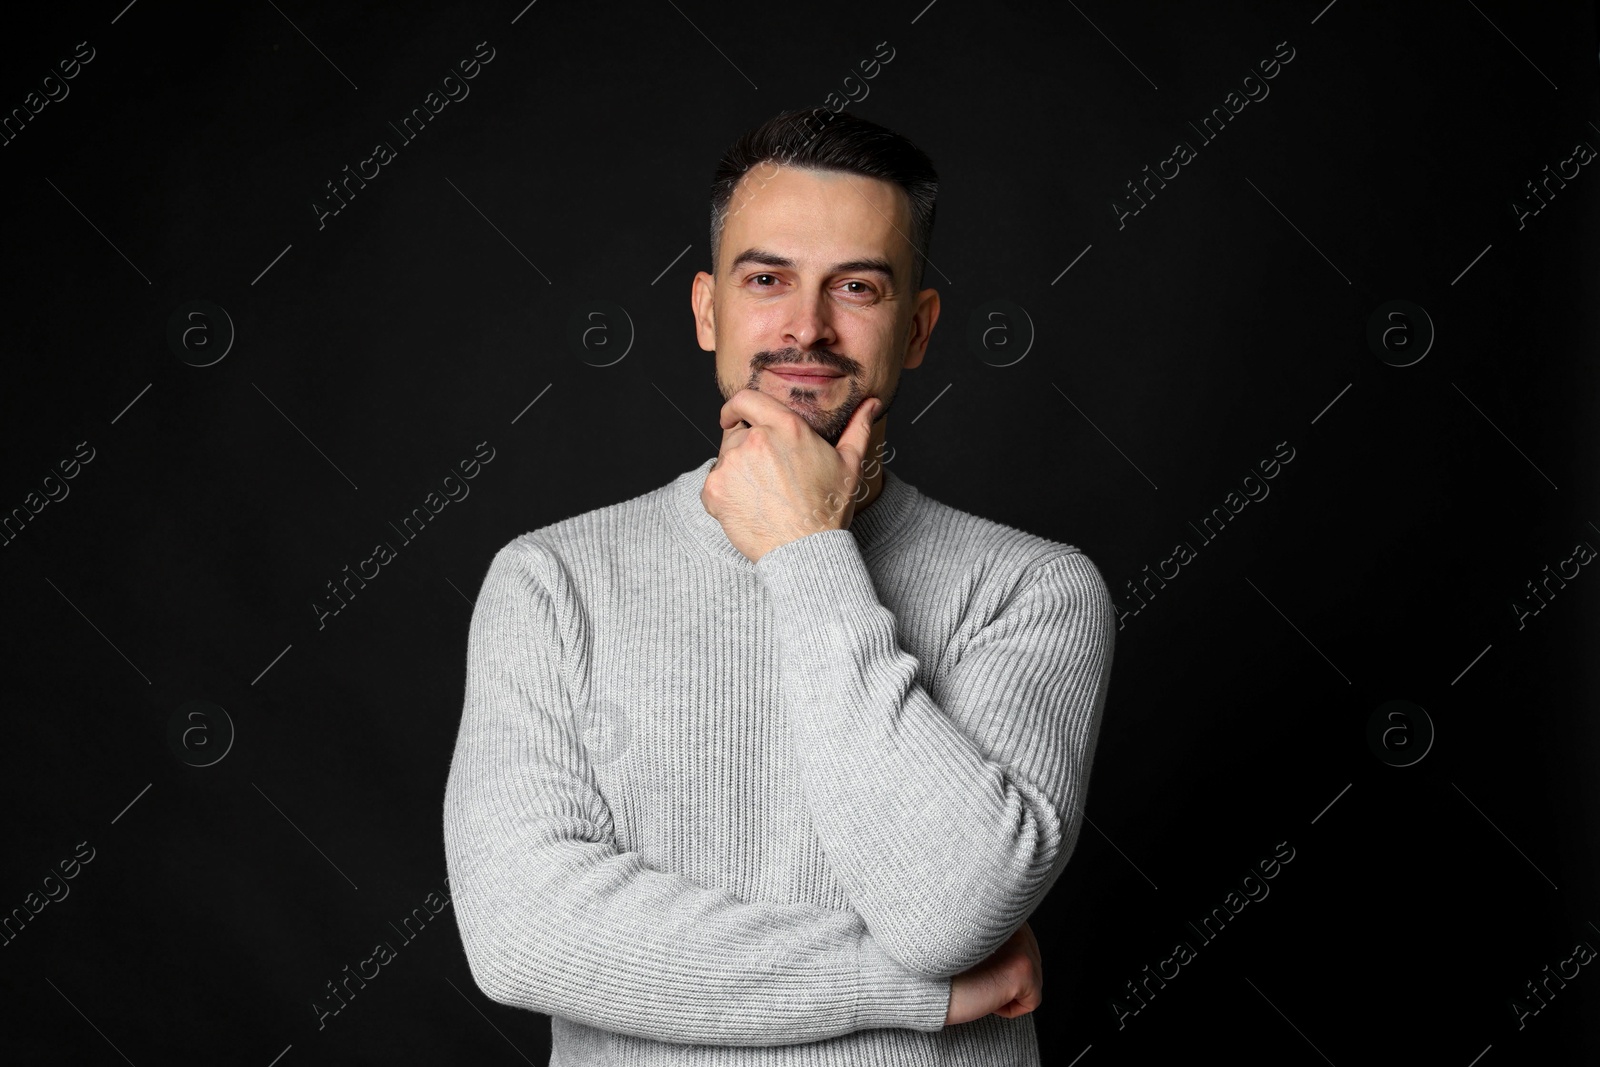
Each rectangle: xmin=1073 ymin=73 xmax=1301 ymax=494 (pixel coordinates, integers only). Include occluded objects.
xmin=691 ymin=271 xmax=717 ymax=353
xmin=902 ymin=288 xmax=940 ymax=370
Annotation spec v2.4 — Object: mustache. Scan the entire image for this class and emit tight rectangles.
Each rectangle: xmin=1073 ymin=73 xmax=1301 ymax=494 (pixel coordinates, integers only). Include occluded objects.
xmin=750 ymin=348 xmax=859 ymax=376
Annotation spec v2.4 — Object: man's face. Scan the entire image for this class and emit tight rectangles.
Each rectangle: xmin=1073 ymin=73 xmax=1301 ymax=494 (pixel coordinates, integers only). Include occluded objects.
xmin=692 ymin=164 xmax=937 ymax=447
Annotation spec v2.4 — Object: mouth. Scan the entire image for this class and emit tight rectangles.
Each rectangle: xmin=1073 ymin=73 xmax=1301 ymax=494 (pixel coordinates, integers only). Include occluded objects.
xmin=765 ymin=366 xmax=845 ymax=388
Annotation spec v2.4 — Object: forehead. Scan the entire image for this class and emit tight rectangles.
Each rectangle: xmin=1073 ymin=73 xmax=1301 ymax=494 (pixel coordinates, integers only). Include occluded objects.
xmin=721 ymin=164 xmax=911 ymax=273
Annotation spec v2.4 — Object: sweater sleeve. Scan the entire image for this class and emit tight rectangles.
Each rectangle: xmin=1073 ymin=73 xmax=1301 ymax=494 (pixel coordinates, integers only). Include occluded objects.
xmin=442 ymin=539 xmax=952 ymax=1046
xmin=753 ymin=531 xmax=1116 ymax=977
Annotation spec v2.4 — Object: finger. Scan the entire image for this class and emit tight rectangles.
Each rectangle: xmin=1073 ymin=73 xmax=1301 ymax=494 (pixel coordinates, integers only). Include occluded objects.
xmin=719 ymin=386 xmax=798 ymax=431
xmin=834 ymin=397 xmax=880 ymax=471
xmin=993 ymin=998 xmax=1035 ymax=1019
xmin=713 ymin=434 xmax=743 ymax=469
xmin=711 ymin=417 xmax=754 ymax=472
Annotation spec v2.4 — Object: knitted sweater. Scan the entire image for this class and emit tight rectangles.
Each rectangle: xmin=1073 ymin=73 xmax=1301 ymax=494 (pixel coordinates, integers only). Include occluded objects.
xmin=443 ymin=456 xmax=1116 ymax=1066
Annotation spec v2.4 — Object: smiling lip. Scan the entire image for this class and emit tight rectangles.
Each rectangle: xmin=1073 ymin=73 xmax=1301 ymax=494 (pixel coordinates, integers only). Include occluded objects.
xmin=766 ymin=366 xmax=844 ymax=386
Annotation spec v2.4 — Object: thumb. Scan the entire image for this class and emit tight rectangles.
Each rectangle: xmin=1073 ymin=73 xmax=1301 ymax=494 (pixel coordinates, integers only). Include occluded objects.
xmin=836 ymin=397 xmax=879 ymax=470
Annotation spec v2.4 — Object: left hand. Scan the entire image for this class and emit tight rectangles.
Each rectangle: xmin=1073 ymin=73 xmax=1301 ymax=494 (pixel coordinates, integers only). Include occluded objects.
xmin=945 ymin=921 xmax=1044 ymax=1025
xmin=702 ymin=389 xmax=880 ymax=563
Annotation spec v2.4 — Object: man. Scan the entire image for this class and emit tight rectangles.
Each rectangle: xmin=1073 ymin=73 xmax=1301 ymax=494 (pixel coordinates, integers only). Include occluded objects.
xmin=443 ymin=107 xmax=1116 ymax=1066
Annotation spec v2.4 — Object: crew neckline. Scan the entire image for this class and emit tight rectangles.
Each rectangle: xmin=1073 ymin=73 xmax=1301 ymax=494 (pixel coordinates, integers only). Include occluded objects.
xmin=663 ymin=457 xmax=922 ymax=568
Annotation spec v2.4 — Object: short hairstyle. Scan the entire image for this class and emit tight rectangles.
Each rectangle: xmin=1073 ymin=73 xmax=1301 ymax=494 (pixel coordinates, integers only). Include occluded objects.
xmin=709 ymin=108 xmax=939 ymax=292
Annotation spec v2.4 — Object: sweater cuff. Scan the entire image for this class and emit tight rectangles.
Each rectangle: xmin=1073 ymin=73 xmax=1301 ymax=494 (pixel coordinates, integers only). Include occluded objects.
xmin=754 ymin=529 xmax=879 ymax=614
xmin=853 ymin=935 xmax=950 ymax=1032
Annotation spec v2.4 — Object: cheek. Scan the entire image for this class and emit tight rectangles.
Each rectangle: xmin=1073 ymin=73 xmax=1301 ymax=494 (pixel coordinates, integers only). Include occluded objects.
xmin=715 ymin=309 xmax=765 ymax=357
xmin=743 ymin=305 xmax=788 ymax=338
xmin=852 ymin=324 xmax=899 ymax=379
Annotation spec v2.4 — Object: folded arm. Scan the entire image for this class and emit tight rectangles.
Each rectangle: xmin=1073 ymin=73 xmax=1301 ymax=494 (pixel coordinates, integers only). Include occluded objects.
xmin=443 ymin=539 xmax=951 ymax=1046
xmin=753 ymin=534 xmax=1116 ymax=976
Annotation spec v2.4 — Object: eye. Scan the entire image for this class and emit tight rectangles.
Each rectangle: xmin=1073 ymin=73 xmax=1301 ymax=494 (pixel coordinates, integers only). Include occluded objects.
xmin=839 ymin=280 xmax=877 ymax=299
xmin=750 ymin=273 xmax=780 ymax=287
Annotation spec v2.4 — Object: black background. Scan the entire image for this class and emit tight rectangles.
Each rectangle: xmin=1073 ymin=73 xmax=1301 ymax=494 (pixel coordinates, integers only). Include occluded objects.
xmin=2 ymin=1 xmax=1597 ymax=1063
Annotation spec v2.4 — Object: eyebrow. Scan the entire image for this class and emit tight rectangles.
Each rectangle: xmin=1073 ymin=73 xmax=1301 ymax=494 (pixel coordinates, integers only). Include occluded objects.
xmin=727 ymin=247 xmax=897 ymax=283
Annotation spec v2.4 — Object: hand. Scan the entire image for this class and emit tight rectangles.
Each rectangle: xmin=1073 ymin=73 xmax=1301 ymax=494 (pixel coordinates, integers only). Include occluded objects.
xmin=702 ymin=390 xmax=881 ymax=563
xmin=944 ymin=922 xmax=1044 ymax=1026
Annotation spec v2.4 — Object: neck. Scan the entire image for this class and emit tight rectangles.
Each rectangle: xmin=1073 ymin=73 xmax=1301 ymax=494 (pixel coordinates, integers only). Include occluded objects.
xmin=851 ymin=416 xmax=889 ymax=517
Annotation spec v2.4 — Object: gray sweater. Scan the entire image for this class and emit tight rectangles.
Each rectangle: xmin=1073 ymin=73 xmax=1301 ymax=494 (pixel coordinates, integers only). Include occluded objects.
xmin=443 ymin=456 xmax=1116 ymax=1066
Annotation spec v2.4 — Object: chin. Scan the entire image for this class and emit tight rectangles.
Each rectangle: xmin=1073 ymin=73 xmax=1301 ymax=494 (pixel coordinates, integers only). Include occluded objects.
xmin=785 ymin=395 xmax=829 ymax=419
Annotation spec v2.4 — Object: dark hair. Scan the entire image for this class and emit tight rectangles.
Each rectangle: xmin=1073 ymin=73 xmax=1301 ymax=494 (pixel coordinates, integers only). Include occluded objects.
xmin=709 ymin=108 xmax=939 ymax=291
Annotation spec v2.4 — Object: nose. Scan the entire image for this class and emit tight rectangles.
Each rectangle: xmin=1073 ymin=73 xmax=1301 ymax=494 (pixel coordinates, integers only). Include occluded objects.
xmin=781 ymin=288 xmax=837 ymax=351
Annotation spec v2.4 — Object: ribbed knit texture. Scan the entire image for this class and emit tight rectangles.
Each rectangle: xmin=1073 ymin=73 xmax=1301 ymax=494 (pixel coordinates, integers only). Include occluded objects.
xmin=443 ymin=457 xmax=1116 ymax=1066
